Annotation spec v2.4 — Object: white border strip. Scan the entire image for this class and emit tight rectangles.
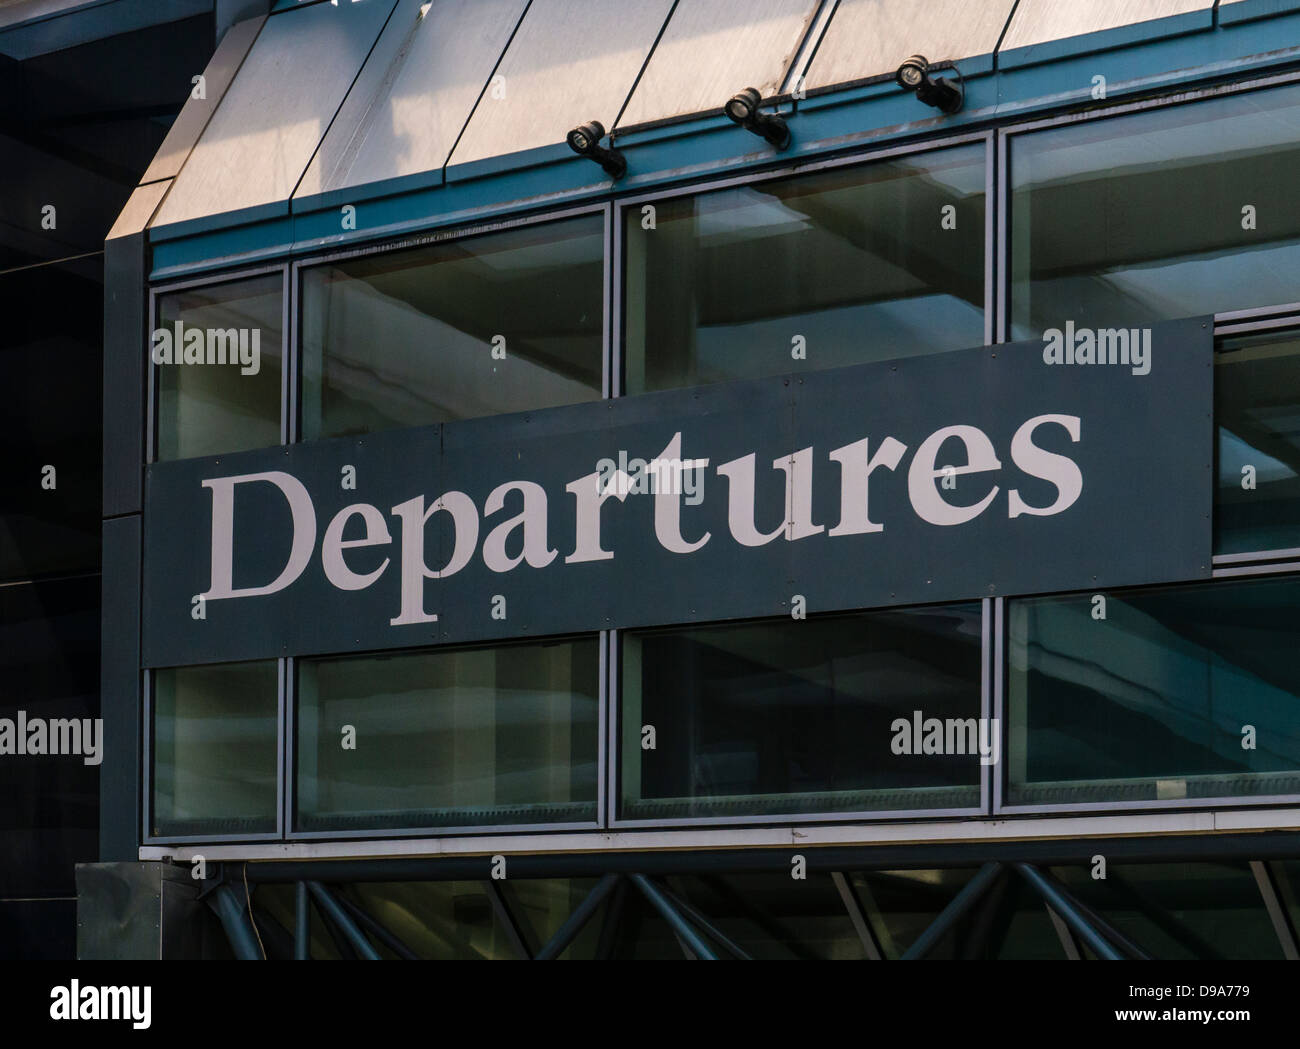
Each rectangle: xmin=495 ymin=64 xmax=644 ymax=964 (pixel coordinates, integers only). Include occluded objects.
xmin=140 ymin=807 xmax=1300 ymax=862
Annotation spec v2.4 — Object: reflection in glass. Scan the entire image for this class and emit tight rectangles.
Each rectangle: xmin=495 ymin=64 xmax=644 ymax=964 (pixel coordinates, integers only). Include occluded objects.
xmin=300 ymin=215 xmax=604 ymax=439
xmin=1010 ymin=84 xmax=1300 ymax=338
xmin=296 ymin=638 xmax=599 ymax=830
xmin=1008 ymin=577 xmax=1300 ymax=805
xmin=155 ymin=273 xmax=283 ymax=461
xmin=620 ymin=606 xmax=984 ymax=820
xmin=152 ymin=661 xmax=278 ymax=837
xmin=1215 ymin=331 xmax=1300 ymax=555
xmin=623 ymin=145 xmax=986 ymax=394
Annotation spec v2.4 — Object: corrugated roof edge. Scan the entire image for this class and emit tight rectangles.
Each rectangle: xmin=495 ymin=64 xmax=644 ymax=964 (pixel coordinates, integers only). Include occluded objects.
xmin=145 ymin=4 xmax=1300 ymax=279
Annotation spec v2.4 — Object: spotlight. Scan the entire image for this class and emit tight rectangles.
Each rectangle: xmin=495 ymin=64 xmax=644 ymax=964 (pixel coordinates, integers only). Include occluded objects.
xmin=895 ymin=54 xmax=963 ymax=114
xmin=723 ymin=87 xmax=791 ymax=150
xmin=566 ymin=120 xmax=626 ymax=179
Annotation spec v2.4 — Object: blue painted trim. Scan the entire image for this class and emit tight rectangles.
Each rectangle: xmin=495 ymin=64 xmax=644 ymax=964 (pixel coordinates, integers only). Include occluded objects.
xmin=444 ymin=141 xmax=573 ymax=183
xmin=1219 ymin=0 xmax=1300 ymax=25
xmin=147 ymin=8 xmax=1300 ymax=280
xmin=271 ymin=0 xmax=331 ymax=12
xmin=151 ymin=198 xmax=287 ymax=242
xmin=290 ymin=167 xmax=444 ymax=215
xmin=998 ymin=9 xmax=1213 ymax=70
xmin=151 ymin=216 xmax=293 ymax=279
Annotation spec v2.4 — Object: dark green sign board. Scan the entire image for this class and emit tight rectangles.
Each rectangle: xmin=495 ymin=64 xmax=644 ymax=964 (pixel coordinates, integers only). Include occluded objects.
xmin=142 ymin=318 xmax=1212 ymax=666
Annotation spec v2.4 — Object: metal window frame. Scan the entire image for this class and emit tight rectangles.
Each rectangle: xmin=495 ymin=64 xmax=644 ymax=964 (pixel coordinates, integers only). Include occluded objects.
xmin=280 ymin=630 xmax=608 ymax=844
xmin=610 ymin=127 xmax=995 ymax=395
xmin=146 ymin=262 xmax=292 ymax=466
xmin=607 ymin=602 xmax=990 ymax=831
xmin=992 ymin=570 xmax=1300 ymax=817
xmin=141 ymin=657 xmax=288 ymax=847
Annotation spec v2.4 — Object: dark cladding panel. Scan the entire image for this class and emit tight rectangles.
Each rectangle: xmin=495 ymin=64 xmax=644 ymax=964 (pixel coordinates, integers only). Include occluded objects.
xmin=0 ymin=255 xmax=103 ymax=582
xmin=100 ymin=515 xmax=141 ymax=862
xmin=103 ymin=232 xmax=146 ymax=519
xmin=0 ymin=13 xmax=216 ymax=269
xmin=0 ymin=575 xmax=100 ymax=897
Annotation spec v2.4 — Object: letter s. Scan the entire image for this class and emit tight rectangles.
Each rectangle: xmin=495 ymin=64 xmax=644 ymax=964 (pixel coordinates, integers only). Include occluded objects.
xmin=1007 ymin=414 xmax=1082 ymax=519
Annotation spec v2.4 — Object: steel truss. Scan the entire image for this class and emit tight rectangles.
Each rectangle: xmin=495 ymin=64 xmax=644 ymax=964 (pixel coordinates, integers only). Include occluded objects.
xmin=203 ymin=834 xmax=1300 ymax=960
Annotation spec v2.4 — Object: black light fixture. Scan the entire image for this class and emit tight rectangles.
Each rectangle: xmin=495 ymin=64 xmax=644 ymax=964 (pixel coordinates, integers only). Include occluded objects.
xmin=723 ymin=87 xmax=791 ymax=150
xmin=895 ymin=54 xmax=963 ymax=114
xmin=566 ymin=120 xmax=626 ymax=178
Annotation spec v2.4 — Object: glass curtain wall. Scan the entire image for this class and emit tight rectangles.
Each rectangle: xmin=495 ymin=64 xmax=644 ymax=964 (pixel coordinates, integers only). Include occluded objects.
xmin=623 ymin=143 xmax=986 ymax=394
xmin=296 ymin=637 xmax=599 ymax=831
xmin=621 ymin=605 xmax=984 ymax=820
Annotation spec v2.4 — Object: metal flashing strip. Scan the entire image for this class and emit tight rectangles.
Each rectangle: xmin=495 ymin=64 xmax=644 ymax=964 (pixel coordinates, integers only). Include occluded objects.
xmin=1000 ymin=0 xmax=1214 ymax=70
xmin=140 ymin=806 xmax=1300 ymax=863
xmin=151 ymin=0 xmax=398 ymax=233
xmin=799 ymin=0 xmax=1017 ymax=91
xmin=615 ymin=0 xmax=820 ymax=129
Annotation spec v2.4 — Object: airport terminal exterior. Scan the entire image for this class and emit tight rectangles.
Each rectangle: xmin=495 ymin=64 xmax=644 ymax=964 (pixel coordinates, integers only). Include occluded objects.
xmin=9 ymin=0 xmax=1300 ymax=960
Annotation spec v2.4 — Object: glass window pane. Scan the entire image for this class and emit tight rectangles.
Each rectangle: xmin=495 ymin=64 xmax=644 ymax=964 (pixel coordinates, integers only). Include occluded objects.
xmin=623 ymin=145 xmax=986 ymax=395
xmin=620 ymin=606 xmax=984 ymax=820
xmin=154 ymin=273 xmax=284 ymax=461
xmin=151 ymin=661 xmax=279 ymax=837
xmin=1215 ymin=330 xmax=1300 ymax=556
xmin=300 ymin=215 xmax=604 ymax=440
xmin=1008 ymin=576 xmax=1300 ymax=806
xmin=296 ymin=637 xmax=599 ymax=831
xmin=1010 ymin=84 xmax=1300 ymax=338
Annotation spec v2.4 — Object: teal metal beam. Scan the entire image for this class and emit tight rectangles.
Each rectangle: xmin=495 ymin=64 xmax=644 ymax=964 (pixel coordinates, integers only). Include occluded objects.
xmin=629 ymin=874 xmax=718 ymax=961
xmin=1014 ymin=864 xmax=1124 ymax=961
xmin=654 ymin=880 xmax=753 ymax=961
xmin=336 ymin=891 xmax=421 ymax=961
xmin=535 ymin=873 xmax=620 ymax=961
xmin=901 ymin=862 xmax=1002 ymax=960
xmin=210 ymin=884 xmax=263 ymax=961
xmin=294 ymin=881 xmax=310 ymax=960
xmin=306 ymin=881 xmax=382 ymax=961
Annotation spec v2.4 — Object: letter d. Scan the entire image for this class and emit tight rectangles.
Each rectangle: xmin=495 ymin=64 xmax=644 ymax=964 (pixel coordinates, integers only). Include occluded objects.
xmin=202 ymin=471 xmax=316 ymax=600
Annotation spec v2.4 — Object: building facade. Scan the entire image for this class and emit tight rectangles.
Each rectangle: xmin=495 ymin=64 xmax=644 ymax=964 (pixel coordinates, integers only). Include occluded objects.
xmin=74 ymin=0 xmax=1300 ymax=958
